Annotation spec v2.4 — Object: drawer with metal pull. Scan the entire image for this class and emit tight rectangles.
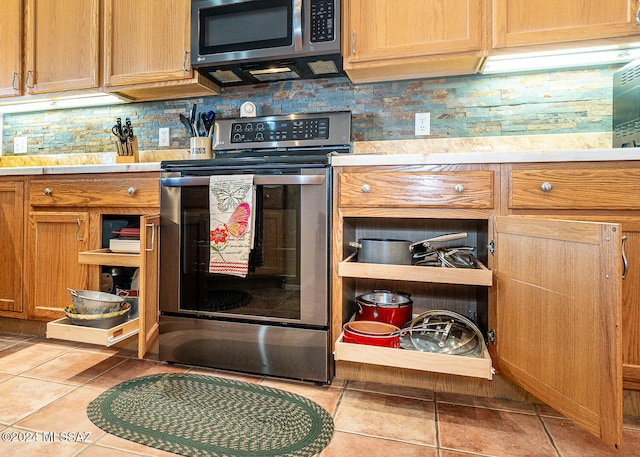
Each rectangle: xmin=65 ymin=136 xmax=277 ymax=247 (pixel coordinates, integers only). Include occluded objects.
xmin=338 ymin=171 xmax=494 ymax=208
xmin=508 ymin=168 xmax=640 ymax=210
xmin=29 ymin=174 xmax=160 ymax=208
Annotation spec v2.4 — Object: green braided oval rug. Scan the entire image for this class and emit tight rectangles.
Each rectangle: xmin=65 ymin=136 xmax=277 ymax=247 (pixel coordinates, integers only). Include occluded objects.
xmin=87 ymin=373 xmax=334 ymax=457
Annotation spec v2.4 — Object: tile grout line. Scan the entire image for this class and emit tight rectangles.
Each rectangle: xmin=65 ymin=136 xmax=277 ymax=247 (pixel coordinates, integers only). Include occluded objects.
xmin=534 ymin=404 xmax=563 ymax=457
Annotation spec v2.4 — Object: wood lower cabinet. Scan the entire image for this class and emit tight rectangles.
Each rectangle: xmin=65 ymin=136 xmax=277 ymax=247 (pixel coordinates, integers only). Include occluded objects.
xmin=26 ymin=211 xmax=91 ymax=320
xmin=0 ymin=179 xmax=24 ymax=316
xmin=25 ymin=172 xmax=160 ymax=357
xmin=332 ymin=163 xmax=500 ymax=375
xmin=504 ymin=162 xmax=640 ymax=392
xmin=343 ymin=0 xmax=488 ymax=83
xmin=333 ymin=161 xmax=630 ymax=447
xmin=492 ymin=0 xmax=640 ymax=50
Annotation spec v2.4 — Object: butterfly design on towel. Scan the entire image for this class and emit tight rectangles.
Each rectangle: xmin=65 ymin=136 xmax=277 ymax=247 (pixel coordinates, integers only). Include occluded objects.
xmin=211 ymin=202 xmax=251 ymax=246
xmin=212 ymin=182 xmax=252 ymax=212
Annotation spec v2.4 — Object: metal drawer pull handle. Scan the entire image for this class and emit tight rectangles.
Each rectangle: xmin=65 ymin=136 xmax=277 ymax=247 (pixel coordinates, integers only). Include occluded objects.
xmin=11 ymin=72 xmax=18 ymax=91
xmin=361 ymin=184 xmax=371 ymax=193
xmin=25 ymin=70 xmax=33 ymax=88
xmin=44 ymin=188 xmax=52 ymax=195
xmin=636 ymin=2 xmax=640 ymax=25
xmin=541 ymin=181 xmax=553 ymax=192
xmin=182 ymin=50 xmax=188 ymax=72
xmin=622 ymin=235 xmax=628 ymax=280
xmin=128 ymin=187 xmax=135 ymax=195
xmin=145 ymin=223 xmax=155 ymax=252
xmin=454 ymin=184 xmax=464 ymax=193
xmin=352 ymin=30 xmax=357 ymax=54
xmin=76 ymin=219 xmax=84 ymax=242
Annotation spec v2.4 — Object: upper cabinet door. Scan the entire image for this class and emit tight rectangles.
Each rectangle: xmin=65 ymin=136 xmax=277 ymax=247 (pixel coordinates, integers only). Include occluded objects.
xmin=493 ymin=0 xmax=639 ymax=49
xmin=104 ymin=0 xmax=191 ymax=87
xmin=347 ymin=0 xmax=484 ymax=63
xmin=494 ymin=216 xmax=623 ymax=447
xmin=0 ymin=0 xmax=23 ymax=97
xmin=24 ymin=0 xmax=100 ymax=94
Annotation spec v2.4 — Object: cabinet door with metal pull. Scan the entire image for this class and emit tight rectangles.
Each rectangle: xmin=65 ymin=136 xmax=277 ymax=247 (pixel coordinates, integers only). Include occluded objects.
xmin=493 ymin=215 xmax=622 ymax=448
xmin=27 ymin=211 xmax=91 ymax=321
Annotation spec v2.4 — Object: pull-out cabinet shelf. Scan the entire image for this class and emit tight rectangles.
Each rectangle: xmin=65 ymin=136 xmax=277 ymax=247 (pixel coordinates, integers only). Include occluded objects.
xmin=46 ymin=248 xmax=142 ymax=346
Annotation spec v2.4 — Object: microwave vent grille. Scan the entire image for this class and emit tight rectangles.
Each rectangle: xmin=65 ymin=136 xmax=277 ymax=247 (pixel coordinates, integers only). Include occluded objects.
xmin=620 ymin=64 xmax=640 ymax=86
xmin=613 ymin=58 xmax=640 ymax=147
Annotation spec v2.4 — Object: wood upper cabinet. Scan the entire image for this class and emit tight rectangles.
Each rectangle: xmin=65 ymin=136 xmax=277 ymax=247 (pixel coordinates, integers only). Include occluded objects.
xmin=0 ymin=0 xmax=23 ymax=97
xmin=0 ymin=179 xmax=24 ymax=317
xmin=343 ymin=0 xmax=488 ymax=83
xmin=492 ymin=0 xmax=640 ymax=50
xmin=24 ymin=0 xmax=100 ymax=94
xmin=104 ymin=0 xmax=219 ymax=101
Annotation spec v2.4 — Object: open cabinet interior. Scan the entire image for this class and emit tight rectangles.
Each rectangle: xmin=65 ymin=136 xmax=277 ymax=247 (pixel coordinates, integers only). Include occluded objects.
xmin=340 ymin=217 xmax=490 ymax=333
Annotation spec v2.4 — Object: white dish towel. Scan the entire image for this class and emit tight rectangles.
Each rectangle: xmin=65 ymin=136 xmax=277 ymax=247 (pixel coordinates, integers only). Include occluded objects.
xmin=209 ymin=174 xmax=255 ymax=277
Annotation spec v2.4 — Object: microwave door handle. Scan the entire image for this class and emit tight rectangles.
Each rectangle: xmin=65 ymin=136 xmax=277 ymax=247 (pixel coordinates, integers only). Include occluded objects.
xmin=293 ymin=0 xmax=303 ymax=51
xmin=161 ymin=175 xmax=325 ymax=187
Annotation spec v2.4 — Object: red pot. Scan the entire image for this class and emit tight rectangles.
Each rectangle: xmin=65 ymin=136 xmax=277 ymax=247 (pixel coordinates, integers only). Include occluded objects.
xmin=355 ymin=290 xmax=413 ymax=328
xmin=343 ymin=320 xmax=400 ymax=348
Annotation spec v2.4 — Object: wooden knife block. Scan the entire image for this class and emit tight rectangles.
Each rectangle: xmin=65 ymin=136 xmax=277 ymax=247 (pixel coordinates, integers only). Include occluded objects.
xmin=115 ymin=136 xmax=139 ymax=163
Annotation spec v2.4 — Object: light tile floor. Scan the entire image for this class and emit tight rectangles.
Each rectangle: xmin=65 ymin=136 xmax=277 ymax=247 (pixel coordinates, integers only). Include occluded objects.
xmin=1 ymin=333 xmax=640 ymax=457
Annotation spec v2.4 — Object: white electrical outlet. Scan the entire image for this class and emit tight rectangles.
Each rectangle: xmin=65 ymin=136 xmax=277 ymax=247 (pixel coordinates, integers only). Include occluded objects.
xmin=159 ymin=128 xmax=170 ymax=147
xmin=415 ymin=112 xmax=431 ymax=136
xmin=14 ymin=136 xmax=28 ymax=154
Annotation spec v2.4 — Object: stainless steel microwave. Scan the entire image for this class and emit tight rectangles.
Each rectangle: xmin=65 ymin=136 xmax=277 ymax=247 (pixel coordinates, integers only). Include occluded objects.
xmin=190 ymin=0 xmax=343 ymax=86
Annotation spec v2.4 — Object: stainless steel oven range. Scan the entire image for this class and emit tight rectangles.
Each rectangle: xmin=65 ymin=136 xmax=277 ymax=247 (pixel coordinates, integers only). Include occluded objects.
xmin=159 ymin=111 xmax=350 ymax=383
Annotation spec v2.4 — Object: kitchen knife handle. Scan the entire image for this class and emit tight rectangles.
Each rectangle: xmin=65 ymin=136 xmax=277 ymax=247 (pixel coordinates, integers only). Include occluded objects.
xmin=293 ymin=0 xmax=303 ymax=51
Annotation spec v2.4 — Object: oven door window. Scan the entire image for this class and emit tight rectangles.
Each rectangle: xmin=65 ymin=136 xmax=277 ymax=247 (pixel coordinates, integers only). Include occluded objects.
xmin=178 ymin=179 xmax=326 ymax=325
xmin=199 ymin=0 xmax=292 ymax=54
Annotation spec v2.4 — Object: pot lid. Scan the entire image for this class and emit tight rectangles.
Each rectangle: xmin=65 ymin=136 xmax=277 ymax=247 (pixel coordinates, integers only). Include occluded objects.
xmin=407 ymin=310 xmax=483 ymax=356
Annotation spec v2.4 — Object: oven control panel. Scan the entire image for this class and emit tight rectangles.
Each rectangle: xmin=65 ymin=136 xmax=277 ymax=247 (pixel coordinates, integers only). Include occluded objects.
xmin=230 ymin=118 xmax=329 ymax=143
xmin=213 ymin=111 xmax=351 ymax=151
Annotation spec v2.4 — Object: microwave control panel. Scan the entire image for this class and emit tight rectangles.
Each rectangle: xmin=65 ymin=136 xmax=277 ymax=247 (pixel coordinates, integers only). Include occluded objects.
xmin=310 ymin=0 xmax=335 ymax=42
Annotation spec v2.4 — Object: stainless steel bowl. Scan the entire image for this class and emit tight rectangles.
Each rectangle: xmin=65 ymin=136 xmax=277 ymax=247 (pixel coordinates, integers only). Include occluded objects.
xmin=67 ymin=288 xmax=125 ymax=315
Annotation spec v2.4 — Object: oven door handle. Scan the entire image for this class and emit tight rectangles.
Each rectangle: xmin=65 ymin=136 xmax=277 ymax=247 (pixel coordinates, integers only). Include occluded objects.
xmin=161 ymin=175 xmax=325 ymax=187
